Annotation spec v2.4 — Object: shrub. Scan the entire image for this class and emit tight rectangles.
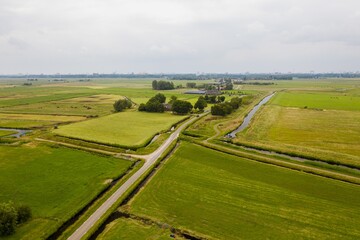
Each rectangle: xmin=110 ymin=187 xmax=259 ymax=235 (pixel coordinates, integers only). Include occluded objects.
xmin=16 ymin=205 xmax=32 ymax=224
xmin=0 ymin=202 xmax=17 ymax=236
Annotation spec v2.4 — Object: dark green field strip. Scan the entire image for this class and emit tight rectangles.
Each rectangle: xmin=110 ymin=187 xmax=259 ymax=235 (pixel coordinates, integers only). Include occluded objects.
xmin=0 ymin=92 xmax=94 ymax=108
xmin=129 ymin=142 xmax=360 ymax=240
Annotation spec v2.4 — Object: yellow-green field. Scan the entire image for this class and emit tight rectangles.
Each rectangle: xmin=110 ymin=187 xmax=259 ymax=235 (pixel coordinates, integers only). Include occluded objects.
xmin=0 ymin=129 xmax=17 ymax=137
xmin=235 ymin=90 xmax=360 ymax=168
xmin=53 ymin=111 xmax=188 ymax=148
xmin=0 ymin=113 xmax=86 ymax=128
xmin=98 ymin=218 xmax=173 ymax=240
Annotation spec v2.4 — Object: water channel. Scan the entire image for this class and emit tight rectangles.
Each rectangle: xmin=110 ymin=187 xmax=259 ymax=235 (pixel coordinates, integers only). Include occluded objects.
xmin=227 ymin=93 xmax=275 ymax=138
xmin=0 ymin=128 xmax=31 ymax=138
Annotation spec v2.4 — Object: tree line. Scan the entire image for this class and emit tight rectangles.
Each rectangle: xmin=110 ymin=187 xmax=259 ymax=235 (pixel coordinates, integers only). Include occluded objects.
xmin=152 ymin=80 xmax=175 ymax=90
xmin=211 ymin=97 xmax=242 ymax=116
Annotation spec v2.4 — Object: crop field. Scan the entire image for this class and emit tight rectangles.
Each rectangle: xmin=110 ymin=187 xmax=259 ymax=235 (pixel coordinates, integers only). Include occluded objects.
xmin=127 ymin=142 xmax=360 ymax=240
xmin=0 ymin=143 xmax=132 ymax=240
xmin=98 ymin=218 xmax=173 ymax=240
xmin=53 ymin=111 xmax=187 ymax=148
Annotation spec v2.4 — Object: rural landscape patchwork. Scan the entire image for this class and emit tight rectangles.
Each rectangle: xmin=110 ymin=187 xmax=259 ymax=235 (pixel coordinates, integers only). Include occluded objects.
xmin=1 ymin=0 xmax=360 ymax=239
xmin=0 ymin=77 xmax=359 ymax=240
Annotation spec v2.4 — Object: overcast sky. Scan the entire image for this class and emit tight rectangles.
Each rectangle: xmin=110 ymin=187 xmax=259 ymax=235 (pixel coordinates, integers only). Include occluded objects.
xmin=1 ymin=0 xmax=359 ymax=74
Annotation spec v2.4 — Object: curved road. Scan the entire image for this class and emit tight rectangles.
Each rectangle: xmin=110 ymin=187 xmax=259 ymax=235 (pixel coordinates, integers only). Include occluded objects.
xmin=67 ymin=114 xmax=206 ymax=240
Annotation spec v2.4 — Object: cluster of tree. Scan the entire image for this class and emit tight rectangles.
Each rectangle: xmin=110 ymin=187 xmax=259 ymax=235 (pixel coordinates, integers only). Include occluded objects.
xmin=194 ymin=96 xmax=208 ymax=111
xmin=139 ymin=93 xmax=166 ymax=113
xmin=23 ymin=82 xmax=32 ymax=86
xmin=186 ymin=82 xmax=197 ymax=88
xmin=204 ymin=95 xmax=225 ymax=104
xmin=172 ymin=100 xmax=193 ymax=114
xmin=113 ymin=98 xmax=132 ymax=112
xmin=152 ymin=80 xmax=175 ymax=90
xmin=211 ymin=97 xmax=242 ymax=116
xmin=0 ymin=202 xmax=32 ymax=236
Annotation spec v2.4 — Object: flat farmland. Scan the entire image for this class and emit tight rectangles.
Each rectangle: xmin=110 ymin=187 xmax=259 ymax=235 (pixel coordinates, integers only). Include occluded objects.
xmin=0 ymin=129 xmax=16 ymax=137
xmin=98 ymin=218 xmax=173 ymax=240
xmin=270 ymin=91 xmax=360 ymax=111
xmin=0 ymin=86 xmax=95 ymax=108
xmin=127 ymin=142 xmax=360 ymax=240
xmin=235 ymin=105 xmax=360 ymax=167
xmin=0 ymin=94 xmax=123 ymax=116
xmin=0 ymin=113 xmax=86 ymax=128
xmin=0 ymin=144 xmax=132 ymax=240
xmin=234 ymin=90 xmax=360 ymax=168
xmin=53 ymin=111 xmax=187 ymax=148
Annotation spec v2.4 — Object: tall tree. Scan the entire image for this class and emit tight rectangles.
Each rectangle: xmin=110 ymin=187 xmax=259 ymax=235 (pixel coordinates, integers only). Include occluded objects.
xmin=194 ymin=96 xmax=207 ymax=110
xmin=172 ymin=100 xmax=193 ymax=114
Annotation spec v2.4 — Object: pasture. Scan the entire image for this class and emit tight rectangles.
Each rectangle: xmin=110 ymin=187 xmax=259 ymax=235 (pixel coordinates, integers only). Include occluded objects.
xmin=0 ymin=143 xmax=132 ymax=240
xmin=127 ymin=142 xmax=360 ymax=240
xmin=53 ymin=111 xmax=188 ymax=148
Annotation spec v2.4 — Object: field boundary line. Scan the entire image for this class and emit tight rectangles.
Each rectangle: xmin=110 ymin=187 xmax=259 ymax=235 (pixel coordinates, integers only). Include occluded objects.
xmin=195 ymin=141 xmax=360 ymax=185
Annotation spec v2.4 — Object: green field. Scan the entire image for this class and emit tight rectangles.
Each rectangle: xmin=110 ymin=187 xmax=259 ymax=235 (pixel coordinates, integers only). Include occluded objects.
xmin=233 ymin=90 xmax=360 ymax=168
xmin=0 ymin=144 xmax=132 ymax=240
xmin=0 ymin=129 xmax=16 ymax=137
xmin=0 ymin=113 xmax=86 ymax=128
xmin=0 ymin=94 xmax=124 ymax=116
xmin=53 ymin=111 xmax=187 ymax=148
xmin=127 ymin=142 xmax=360 ymax=239
xmin=271 ymin=91 xmax=360 ymax=111
xmin=98 ymin=218 xmax=173 ymax=240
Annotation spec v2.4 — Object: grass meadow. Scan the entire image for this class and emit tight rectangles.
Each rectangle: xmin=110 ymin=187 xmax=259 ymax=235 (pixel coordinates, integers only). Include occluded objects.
xmin=0 ymin=143 xmax=132 ymax=240
xmin=128 ymin=142 xmax=360 ymax=240
xmin=53 ymin=111 xmax=188 ymax=148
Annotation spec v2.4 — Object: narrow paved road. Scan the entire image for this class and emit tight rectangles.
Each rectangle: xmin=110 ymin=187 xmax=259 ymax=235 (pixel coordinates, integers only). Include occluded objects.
xmin=67 ymin=114 xmax=206 ymax=240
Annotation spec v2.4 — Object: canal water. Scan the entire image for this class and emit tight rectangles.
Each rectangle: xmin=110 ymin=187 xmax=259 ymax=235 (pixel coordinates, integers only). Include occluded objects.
xmin=227 ymin=93 xmax=275 ymax=138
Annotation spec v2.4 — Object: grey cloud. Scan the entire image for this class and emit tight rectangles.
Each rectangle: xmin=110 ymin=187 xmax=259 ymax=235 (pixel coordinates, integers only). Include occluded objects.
xmin=0 ymin=0 xmax=359 ymax=74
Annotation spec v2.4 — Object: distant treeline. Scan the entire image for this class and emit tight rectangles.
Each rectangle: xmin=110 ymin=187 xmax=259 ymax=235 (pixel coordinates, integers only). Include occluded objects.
xmin=1 ymin=73 xmax=360 ymax=79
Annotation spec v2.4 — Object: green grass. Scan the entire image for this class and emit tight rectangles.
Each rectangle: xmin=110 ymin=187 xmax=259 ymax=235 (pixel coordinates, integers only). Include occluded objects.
xmin=53 ymin=111 xmax=187 ymax=148
xmin=0 ymin=129 xmax=17 ymax=137
xmin=128 ymin=142 xmax=360 ymax=240
xmin=97 ymin=218 xmax=173 ymax=240
xmin=270 ymin=91 xmax=360 ymax=111
xmin=0 ymin=94 xmax=124 ymax=116
xmin=236 ymin=105 xmax=360 ymax=167
xmin=0 ymin=113 xmax=86 ymax=128
xmin=0 ymin=144 xmax=132 ymax=240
